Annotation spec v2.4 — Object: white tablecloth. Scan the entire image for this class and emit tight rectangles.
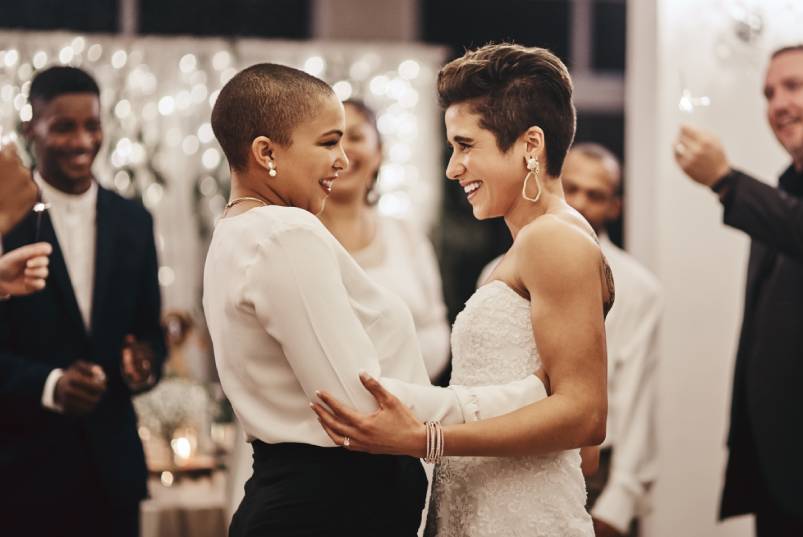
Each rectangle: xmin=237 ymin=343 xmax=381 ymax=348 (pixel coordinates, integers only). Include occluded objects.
xmin=141 ymin=471 xmax=227 ymax=537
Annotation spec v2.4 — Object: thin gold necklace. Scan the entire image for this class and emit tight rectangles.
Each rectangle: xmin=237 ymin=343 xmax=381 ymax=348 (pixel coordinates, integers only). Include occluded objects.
xmin=223 ymin=196 xmax=270 ymax=215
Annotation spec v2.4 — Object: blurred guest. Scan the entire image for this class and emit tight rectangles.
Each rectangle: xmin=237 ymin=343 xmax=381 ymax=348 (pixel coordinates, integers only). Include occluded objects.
xmin=674 ymin=44 xmax=803 ymax=536
xmin=0 ymin=66 xmax=166 ymax=537
xmin=320 ymin=100 xmax=451 ymax=383
xmin=563 ymin=144 xmax=661 ymax=537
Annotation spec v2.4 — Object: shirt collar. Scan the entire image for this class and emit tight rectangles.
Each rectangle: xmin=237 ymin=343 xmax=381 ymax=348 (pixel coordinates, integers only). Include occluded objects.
xmin=598 ymin=231 xmax=615 ymax=252
xmin=33 ymin=170 xmax=98 ymax=211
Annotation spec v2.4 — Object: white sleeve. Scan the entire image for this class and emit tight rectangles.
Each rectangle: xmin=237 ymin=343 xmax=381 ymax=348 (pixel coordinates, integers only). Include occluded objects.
xmin=41 ymin=368 xmax=64 ymax=412
xmin=245 ymin=225 xmax=547 ymax=425
xmin=380 ymin=374 xmax=548 ymax=424
xmin=592 ymin=288 xmax=662 ymax=531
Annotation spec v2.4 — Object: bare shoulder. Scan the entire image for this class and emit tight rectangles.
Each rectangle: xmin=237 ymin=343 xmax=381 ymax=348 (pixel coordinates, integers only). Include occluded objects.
xmin=515 ymin=214 xmax=603 ymax=294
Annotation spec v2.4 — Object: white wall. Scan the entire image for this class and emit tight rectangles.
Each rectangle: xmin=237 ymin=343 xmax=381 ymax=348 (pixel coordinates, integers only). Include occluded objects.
xmin=312 ymin=0 xmax=419 ymax=41
xmin=628 ymin=1 xmax=803 ymax=536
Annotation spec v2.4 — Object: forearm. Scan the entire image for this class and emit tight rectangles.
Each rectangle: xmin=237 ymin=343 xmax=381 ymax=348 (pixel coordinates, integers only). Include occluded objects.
xmin=592 ymin=471 xmax=651 ymax=532
xmin=595 ymin=395 xmax=657 ymax=528
xmin=442 ymin=392 xmax=605 ymax=457
xmin=380 ymin=374 xmax=547 ymax=426
xmin=722 ymin=170 xmax=803 ymax=259
xmin=379 ymin=377 xmax=464 ymax=424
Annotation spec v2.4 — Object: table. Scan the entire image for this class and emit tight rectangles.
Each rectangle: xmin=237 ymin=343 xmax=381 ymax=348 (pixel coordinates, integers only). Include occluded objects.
xmin=140 ymin=470 xmax=228 ymax=537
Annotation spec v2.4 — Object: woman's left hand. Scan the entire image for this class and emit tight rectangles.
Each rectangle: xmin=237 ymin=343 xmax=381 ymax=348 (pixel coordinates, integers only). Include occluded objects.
xmin=311 ymin=372 xmax=427 ymax=458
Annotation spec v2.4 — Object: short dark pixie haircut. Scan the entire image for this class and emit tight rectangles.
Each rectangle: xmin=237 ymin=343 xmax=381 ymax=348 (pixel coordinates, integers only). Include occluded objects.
xmin=211 ymin=63 xmax=334 ymax=171
xmin=438 ymin=43 xmax=576 ymax=177
xmin=29 ymin=66 xmax=100 ymax=116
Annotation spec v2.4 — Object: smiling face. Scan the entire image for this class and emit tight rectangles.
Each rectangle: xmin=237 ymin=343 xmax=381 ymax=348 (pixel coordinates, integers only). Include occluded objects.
xmin=270 ymin=93 xmax=349 ymax=214
xmin=327 ymin=102 xmax=382 ymax=205
xmin=765 ymin=49 xmax=803 ymax=168
xmin=445 ymin=102 xmax=528 ymax=220
xmin=27 ymin=92 xmax=102 ymax=194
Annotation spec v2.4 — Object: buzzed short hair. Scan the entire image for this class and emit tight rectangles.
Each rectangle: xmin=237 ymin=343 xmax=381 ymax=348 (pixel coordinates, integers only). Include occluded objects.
xmin=29 ymin=66 xmax=100 ymax=117
xmin=771 ymin=44 xmax=803 ymax=60
xmin=211 ymin=63 xmax=334 ymax=171
xmin=437 ymin=42 xmax=576 ymax=177
xmin=570 ymin=142 xmax=622 ymax=194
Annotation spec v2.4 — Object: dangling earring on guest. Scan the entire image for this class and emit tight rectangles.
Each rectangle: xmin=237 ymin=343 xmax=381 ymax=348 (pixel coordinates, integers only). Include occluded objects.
xmin=268 ymin=159 xmax=278 ymax=177
xmin=522 ymin=154 xmax=542 ymax=203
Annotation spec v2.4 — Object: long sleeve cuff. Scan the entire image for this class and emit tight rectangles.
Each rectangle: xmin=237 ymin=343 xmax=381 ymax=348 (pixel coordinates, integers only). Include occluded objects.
xmin=41 ymin=368 xmax=65 ymax=413
xmin=381 ymin=374 xmax=548 ymax=427
xmin=591 ymin=481 xmax=641 ymax=534
xmin=450 ymin=375 xmax=548 ymax=422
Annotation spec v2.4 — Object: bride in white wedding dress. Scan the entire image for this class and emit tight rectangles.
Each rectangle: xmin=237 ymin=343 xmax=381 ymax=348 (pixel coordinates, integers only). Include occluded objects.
xmin=312 ymin=43 xmax=614 ymax=537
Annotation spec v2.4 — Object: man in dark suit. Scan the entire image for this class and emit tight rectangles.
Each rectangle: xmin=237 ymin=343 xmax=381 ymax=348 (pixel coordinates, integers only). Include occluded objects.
xmin=674 ymin=44 xmax=803 ymax=536
xmin=0 ymin=66 xmax=165 ymax=537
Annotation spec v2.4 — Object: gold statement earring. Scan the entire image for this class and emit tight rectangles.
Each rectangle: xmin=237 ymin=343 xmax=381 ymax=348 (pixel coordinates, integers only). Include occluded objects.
xmin=268 ymin=159 xmax=277 ymax=177
xmin=522 ymin=155 xmax=542 ymax=203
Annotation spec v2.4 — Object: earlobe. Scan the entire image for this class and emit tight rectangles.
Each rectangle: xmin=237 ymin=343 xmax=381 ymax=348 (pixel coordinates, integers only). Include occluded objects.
xmin=523 ymin=126 xmax=545 ymax=156
xmin=250 ymin=136 xmax=275 ymax=171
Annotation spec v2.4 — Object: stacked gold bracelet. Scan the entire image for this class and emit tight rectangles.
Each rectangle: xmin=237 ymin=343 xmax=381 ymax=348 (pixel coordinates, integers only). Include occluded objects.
xmin=424 ymin=421 xmax=444 ymax=464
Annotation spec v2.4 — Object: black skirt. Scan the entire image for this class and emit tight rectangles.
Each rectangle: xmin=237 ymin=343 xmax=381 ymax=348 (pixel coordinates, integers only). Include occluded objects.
xmin=230 ymin=441 xmax=428 ymax=537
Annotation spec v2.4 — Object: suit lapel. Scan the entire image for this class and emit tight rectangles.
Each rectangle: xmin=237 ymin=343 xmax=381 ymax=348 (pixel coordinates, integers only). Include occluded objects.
xmin=90 ymin=188 xmax=115 ymax=336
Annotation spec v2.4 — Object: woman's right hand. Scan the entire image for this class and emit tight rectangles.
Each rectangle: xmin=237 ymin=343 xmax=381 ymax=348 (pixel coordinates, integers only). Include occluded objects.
xmin=311 ymin=372 xmax=427 ymax=458
xmin=0 ymin=242 xmax=51 ymax=297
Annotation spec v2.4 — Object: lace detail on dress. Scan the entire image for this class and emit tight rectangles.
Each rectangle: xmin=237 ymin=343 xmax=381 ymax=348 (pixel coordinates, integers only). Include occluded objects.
xmin=426 ymin=281 xmax=593 ymax=537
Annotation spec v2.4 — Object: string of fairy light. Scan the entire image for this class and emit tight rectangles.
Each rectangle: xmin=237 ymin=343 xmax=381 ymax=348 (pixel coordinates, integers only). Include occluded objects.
xmin=0 ymin=32 xmax=443 ymax=299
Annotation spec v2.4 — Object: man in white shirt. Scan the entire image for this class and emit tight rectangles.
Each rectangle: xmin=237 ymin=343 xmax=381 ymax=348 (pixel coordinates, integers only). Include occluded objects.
xmin=562 ymin=143 xmax=661 ymax=537
xmin=0 ymin=66 xmax=165 ymax=537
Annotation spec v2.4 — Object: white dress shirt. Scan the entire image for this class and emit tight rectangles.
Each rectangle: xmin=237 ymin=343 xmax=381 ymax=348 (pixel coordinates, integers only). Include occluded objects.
xmin=592 ymin=235 xmax=661 ymax=532
xmin=34 ymin=173 xmax=98 ymax=412
xmin=351 ymin=216 xmax=451 ymax=381
xmin=203 ymin=206 xmax=545 ymax=447
xmin=478 ymin=236 xmax=662 ymax=533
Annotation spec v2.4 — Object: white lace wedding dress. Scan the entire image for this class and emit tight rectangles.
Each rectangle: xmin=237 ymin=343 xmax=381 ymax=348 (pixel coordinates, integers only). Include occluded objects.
xmin=426 ymin=280 xmax=594 ymax=537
